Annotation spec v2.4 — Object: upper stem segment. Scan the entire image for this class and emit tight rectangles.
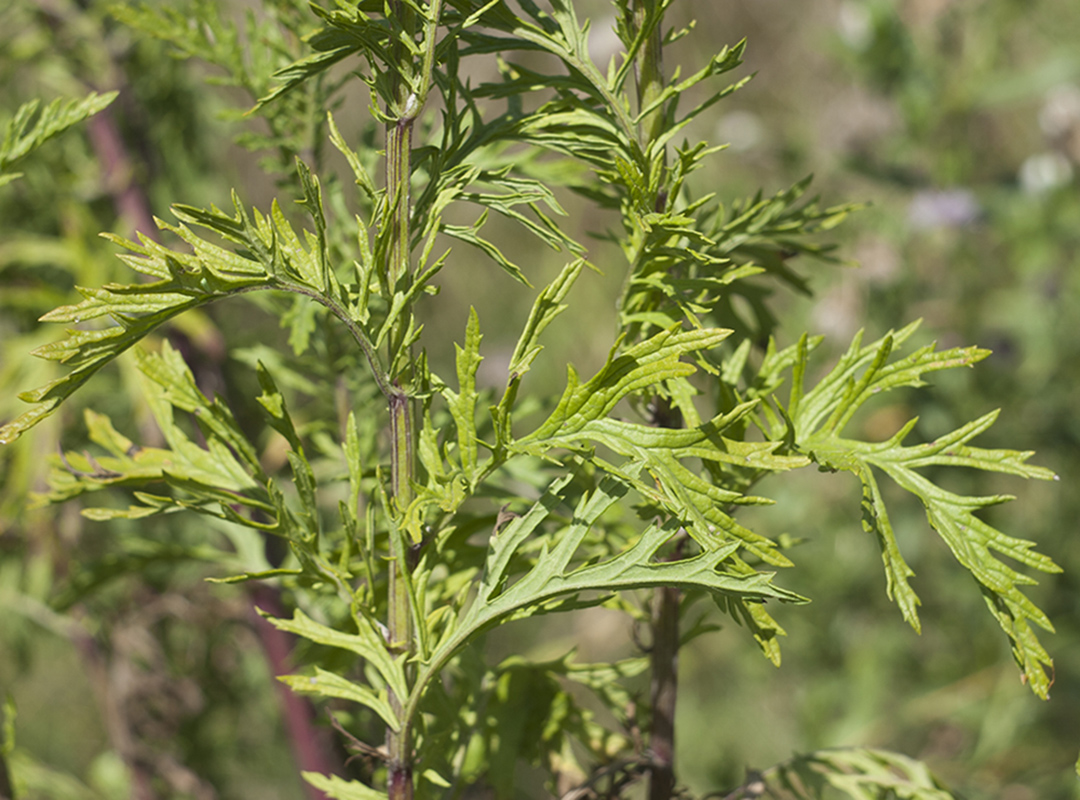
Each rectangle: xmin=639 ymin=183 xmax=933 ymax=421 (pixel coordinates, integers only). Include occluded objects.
xmin=384 ymin=4 xmax=420 ymax=798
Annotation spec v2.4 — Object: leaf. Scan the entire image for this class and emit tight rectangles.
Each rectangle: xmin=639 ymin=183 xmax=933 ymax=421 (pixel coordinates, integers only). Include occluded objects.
xmin=536 ymin=410 xmax=807 ymax=565
xmin=482 ymin=658 xmax=565 ymax=797
xmin=637 ymin=39 xmax=748 ymax=133
xmin=512 ymin=326 xmax=805 ymax=565
xmin=459 ymin=174 xmax=584 ymax=256
xmin=33 ymin=340 xmax=287 ymax=538
xmin=255 ymin=40 xmax=363 ymax=112
xmin=506 ymin=259 xmax=584 ymax=382
xmin=761 ymin=747 xmax=958 ymax=799
xmin=443 ymin=307 xmax=483 ymax=480
xmin=715 ymin=591 xmax=789 ymax=666
xmin=328 ymin=112 xmax=379 ymax=200
xmin=205 ymin=568 xmax=302 ymax=585
xmin=409 ymin=474 xmax=806 ymax=720
xmin=279 ymin=668 xmax=398 ymax=731
xmin=441 ymin=217 xmax=532 ymax=286
xmin=1 ymin=696 xmax=14 ymax=756
xmin=790 ymin=324 xmax=1060 ymax=697
xmin=518 ymin=326 xmax=731 ymax=443
xmin=136 ymin=342 xmax=263 ymax=473
xmin=618 ymin=176 xmax=860 ymax=345
xmin=0 ymin=92 xmax=118 ymax=183
xmin=492 ymin=258 xmax=585 ymax=447
xmin=0 ymin=232 xmax=266 ymax=444
xmin=260 ymin=607 xmax=408 ymax=704
xmin=2 ymin=160 xmax=384 ymax=444
xmin=302 ymin=772 xmax=388 ymax=800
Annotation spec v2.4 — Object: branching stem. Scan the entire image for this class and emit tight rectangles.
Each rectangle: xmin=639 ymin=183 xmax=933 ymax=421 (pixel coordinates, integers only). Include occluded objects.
xmin=381 ymin=3 xmax=444 ymax=797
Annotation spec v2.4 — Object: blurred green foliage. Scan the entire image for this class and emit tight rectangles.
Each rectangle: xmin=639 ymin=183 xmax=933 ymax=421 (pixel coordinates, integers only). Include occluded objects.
xmin=1 ymin=0 xmax=1077 ymax=798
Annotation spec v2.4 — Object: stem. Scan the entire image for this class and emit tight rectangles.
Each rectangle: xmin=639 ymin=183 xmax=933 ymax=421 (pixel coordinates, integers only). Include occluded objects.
xmin=629 ymin=8 xmax=678 ymax=793
xmin=616 ymin=0 xmax=670 ymax=339
xmin=384 ymin=4 xmax=423 ymax=797
xmin=387 ymin=117 xmax=413 ymax=288
xmin=646 ymin=397 xmax=683 ymax=800
xmin=388 ymin=389 xmax=415 ymax=689
xmin=634 ymin=0 xmax=666 ymax=149
xmin=648 ymin=581 xmax=680 ymax=800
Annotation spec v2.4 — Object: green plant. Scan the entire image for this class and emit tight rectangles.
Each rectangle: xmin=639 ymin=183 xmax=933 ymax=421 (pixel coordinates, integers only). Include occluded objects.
xmin=0 ymin=1 xmax=1062 ymax=798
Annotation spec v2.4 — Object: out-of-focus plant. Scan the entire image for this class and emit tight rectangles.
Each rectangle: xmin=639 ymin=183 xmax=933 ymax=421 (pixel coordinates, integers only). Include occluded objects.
xmin=0 ymin=1 xmax=1064 ymax=798
xmin=792 ymin=1 xmax=1080 ymax=793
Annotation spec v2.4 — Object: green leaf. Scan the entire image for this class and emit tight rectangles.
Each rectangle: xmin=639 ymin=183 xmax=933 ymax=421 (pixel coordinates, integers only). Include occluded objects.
xmin=408 ymin=474 xmax=806 ymax=723
xmin=36 ymin=341 xmax=268 ymax=520
xmin=302 ymin=772 xmax=388 ymax=800
xmin=459 ymin=175 xmax=585 ymax=256
xmin=635 ymin=39 xmax=746 ymax=126
xmin=791 ymin=325 xmax=1060 ymax=697
xmin=493 ymin=259 xmax=585 ymax=445
xmin=260 ymin=608 xmax=408 ymax=704
xmin=421 ymin=768 xmax=452 ymax=788
xmin=762 ymin=747 xmax=958 ymax=799
xmin=443 ymin=307 xmax=484 ymax=480
xmin=205 ymin=568 xmax=303 ymax=585
xmin=1 ymin=696 xmax=14 ymax=756
xmin=344 ymin=411 xmax=365 ymax=508
xmin=0 ymin=92 xmax=118 ymax=183
xmin=715 ymin=592 xmax=789 ymax=666
xmin=536 ymin=409 xmax=807 ymax=564
xmin=1 ymin=231 xmax=269 ymax=444
xmin=511 ymin=326 xmax=805 ymax=564
xmin=328 ymin=112 xmax=379 ymax=201
xmin=255 ymin=40 xmax=362 ymax=113
xmin=279 ymin=668 xmax=399 ymax=731
xmin=506 ymin=259 xmax=584 ymax=382
xmin=441 ymin=217 xmax=532 ymax=286
xmin=518 ymin=326 xmax=731 ymax=443
xmin=255 ymin=362 xmax=303 ymax=451
xmin=136 ymin=342 xmax=263 ymax=473
xmin=2 ymin=158 xmax=389 ymax=444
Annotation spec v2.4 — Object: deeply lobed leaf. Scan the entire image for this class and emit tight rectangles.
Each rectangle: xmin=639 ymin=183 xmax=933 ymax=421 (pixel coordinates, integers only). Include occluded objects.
xmin=784 ymin=325 xmax=1060 ymax=697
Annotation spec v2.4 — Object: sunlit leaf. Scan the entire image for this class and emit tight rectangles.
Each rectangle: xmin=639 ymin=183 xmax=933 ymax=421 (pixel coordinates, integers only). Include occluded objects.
xmin=789 ymin=325 xmax=1060 ymax=697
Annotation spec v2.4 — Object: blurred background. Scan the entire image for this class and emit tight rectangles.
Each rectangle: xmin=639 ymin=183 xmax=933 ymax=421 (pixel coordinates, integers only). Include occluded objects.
xmin=1 ymin=0 xmax=1078 ymax=797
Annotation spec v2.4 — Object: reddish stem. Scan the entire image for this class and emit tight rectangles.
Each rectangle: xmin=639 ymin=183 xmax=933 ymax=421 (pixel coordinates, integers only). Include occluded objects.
xmin=248 ymin=585 xmax=342 ymax=799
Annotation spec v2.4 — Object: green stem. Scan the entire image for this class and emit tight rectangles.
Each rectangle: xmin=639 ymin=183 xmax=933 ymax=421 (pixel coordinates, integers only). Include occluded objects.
xmin=253 ymin=282 xmax=394 ymax=400
xmin=388 ymin=383 xmax=415 ymax=665
xmin=634 ymin=0 xmax=666 ymax=149
xmin=382 ymin=3 xmax=433 ymax=796
xmin=387 ymin=117 xmax=413 ymax=289
xmin=630 ymin=4 xmax=678 ymax=799
xmin=615 ymin=0 xmax=669 ymax=340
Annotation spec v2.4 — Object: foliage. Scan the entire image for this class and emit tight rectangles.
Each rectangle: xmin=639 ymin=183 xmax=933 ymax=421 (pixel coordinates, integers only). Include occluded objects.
xmin=0 ymin=92 xmax=117 ymax=188
xmin=0 ymin=1 xmax=1065 ymax=798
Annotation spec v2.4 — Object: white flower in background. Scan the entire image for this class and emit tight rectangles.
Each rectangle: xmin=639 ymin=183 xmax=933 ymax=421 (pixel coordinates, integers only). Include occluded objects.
xmin=1019 ymin=152 xmax=1074 ymax=194
xmin=837 ymin=1 xmax=873 ymax=51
